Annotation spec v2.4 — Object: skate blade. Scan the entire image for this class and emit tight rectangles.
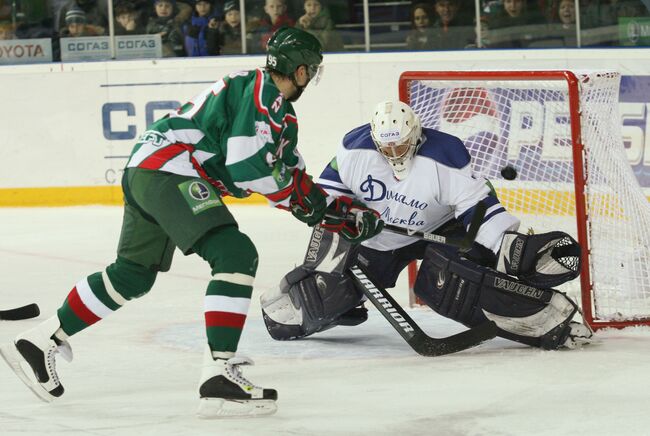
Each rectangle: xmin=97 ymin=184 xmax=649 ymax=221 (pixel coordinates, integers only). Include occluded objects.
xmin=197 ymin=397 xmax=277 ymax=418
xmin=0 ymin=343 xmax=56 ymax=403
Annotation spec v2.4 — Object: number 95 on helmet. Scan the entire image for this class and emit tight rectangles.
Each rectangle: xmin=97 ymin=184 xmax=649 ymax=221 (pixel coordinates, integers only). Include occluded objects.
xmin=370 ymin=100 xmax=423 ymax=180
xmin=266 ymin=26 xmax=324 ymax=85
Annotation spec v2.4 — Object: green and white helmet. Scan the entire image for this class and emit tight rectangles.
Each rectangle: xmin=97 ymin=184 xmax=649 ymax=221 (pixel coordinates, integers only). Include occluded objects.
xmin=266 ymin=26 xmax=324 ymax=84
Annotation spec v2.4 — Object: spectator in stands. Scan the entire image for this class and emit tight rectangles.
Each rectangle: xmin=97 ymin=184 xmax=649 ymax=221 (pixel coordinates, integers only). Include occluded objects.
xmin=244 ymin=4 xmax=265 ymax=53
xmin=557 ymin=0 xmax=576 ymax=26
xmin=114 ymin=0 xmax=149 ymax=30
xmin=0 ymin=20 xmax=15 ymax=39
xmin=405 ymin=3 xmax=437 ymax=50
xmin=430 ymin=0 xmax=475 ymax=49
xmin=115 ymin=1 xmax=146 ymax=35
xmin=484 ymin=0 xmax=541 ymax=47
xmin=183 ymin=0 xmax=217 ymax=56
xmin=254 ymin=0 xmax=294 ymax=53
xmin=211 ymin=0 xmax=242 ymax=54
xmin=113 ymin=0 xmax=192 ymax=32
xmin=146 ymin=0 xmax=185 ymax=56
xmin=544 ymin=0 xmax=577 ymax=46
xmin=296 ymin=0 xmax=343 ymax=51
xmin=0 ymin=1 xmax=11 ymax=22
xmin=174 ymin=0 xmax=193 ymax=26
xmin=57 ymin=0 xmax=108 ymax=35
xmin=60 ymin=6 xmax=102 ymax=36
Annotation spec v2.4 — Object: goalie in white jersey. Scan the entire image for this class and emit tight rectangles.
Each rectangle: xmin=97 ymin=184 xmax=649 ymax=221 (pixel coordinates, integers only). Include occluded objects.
xmin=261 ymin=100 xmax=593 ymax=350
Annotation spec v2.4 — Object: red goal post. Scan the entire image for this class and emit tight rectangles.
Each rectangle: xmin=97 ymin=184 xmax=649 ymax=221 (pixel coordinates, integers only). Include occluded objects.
xmin=399 ymin=70 xmax=650 ymax=331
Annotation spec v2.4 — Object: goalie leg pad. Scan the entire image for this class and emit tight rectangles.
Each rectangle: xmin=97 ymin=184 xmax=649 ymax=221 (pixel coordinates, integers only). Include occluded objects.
xmin=414 ymin=245 xmax=582 ymax=349
xmin=414 ymin=247 xmax=484 ymax=325
xmin=260 ymin=267 xmax=311 ymax=341
xmin=261 ymin=266 xmax=365 ymax=340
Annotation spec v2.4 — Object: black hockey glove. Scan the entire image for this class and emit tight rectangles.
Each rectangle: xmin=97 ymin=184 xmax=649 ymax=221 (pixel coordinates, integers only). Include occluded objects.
xmin=289 ymin=168 xmax=328 ymax=226
xmin=321 ymin=196 xmax=384 ymax=243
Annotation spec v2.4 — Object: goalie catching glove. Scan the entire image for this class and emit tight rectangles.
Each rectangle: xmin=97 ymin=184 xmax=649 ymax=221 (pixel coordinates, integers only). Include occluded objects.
xmin=497 ymin=231 xmax=581 ymax=288
xmin=321 ymin=196 xmax=384 ymax=243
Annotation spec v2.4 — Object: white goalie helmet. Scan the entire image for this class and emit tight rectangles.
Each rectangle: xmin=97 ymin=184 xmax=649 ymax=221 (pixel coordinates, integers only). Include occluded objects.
xmin=370 ymin=100 xmax=423 ymax=180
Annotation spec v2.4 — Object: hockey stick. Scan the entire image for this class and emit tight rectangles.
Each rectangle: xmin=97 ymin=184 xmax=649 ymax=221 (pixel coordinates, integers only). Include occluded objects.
xmin=325 ymin=201 xmax=487 ymax=249
xmin=348 ymin=264 xmax=497 ymax=356
xmin=0 ymin=303 xmax=40 ymax=321
xmin=382 ymin=201 xmax=487 ymax=249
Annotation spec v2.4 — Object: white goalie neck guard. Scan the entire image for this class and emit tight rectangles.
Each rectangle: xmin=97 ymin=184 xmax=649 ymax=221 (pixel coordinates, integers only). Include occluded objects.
xmin=370 ymin=100 xmax=423 ymax=180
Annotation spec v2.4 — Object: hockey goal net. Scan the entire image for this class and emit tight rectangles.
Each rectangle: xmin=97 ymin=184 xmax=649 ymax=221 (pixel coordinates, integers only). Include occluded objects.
xmin=400 ymin=70 xmax=650 ymax=330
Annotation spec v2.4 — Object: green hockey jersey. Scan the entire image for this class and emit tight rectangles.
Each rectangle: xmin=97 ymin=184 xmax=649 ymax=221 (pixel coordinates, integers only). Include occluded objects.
xmin=126 ymin=68 xmax=305 ymax=207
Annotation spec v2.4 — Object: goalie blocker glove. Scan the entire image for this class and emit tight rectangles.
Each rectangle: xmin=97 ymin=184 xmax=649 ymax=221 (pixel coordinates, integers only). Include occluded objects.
xmin=321 ymin=196 xmax=384 ymax=243
xmin=497 ymin=231 xmax=581 ymax=288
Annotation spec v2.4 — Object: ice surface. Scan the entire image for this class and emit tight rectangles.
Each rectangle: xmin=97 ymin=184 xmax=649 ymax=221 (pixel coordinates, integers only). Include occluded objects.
xmin=0 ymin=206 xmax=649 ymax=436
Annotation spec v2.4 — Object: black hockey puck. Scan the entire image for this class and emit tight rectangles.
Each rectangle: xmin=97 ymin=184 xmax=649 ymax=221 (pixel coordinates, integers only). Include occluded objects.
xmin=501 ymin=165 xmax=517 ymax=180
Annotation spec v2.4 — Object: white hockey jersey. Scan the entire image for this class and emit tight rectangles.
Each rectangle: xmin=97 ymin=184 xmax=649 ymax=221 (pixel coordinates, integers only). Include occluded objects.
xmin=317 ymin=124 xmax=520 ymax=252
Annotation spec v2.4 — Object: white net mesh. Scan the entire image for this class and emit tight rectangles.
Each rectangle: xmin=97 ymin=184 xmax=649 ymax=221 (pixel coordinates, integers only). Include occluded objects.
xmin=404 ymin=71 xmax=650 ymax=324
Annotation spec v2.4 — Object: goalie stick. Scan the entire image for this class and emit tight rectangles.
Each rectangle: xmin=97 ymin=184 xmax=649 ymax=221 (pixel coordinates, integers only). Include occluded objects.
xmin=383 ymin=201 xmax=487 ymax=248
xmin=306 ymin=202 xmax=493 ymax=356
xmin=327 ymin=201 xmax=487 ymax=249
xmin=348 ymin=264 xmax=497 ymax=356
xmin=0 ymin=303 xmax=40 ymax=321
xmin=303 ymin=228 xmax=496 ymax=356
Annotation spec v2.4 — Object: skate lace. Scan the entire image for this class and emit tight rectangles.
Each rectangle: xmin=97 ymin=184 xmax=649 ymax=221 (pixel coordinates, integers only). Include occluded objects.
xmin=226 ymin=361 xmax=261 ymax=390
xmin=46 ymin=346 xmax=60 ymax=385
xmin=46 ymin=342 xmax=72 ymax=385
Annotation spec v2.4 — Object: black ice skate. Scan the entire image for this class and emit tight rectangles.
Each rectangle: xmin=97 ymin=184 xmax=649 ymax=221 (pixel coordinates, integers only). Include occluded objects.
xmin=0 ymin=315 xmax=72 ymax=402
xmin=197 ymin=348 xmax=277 ymax=418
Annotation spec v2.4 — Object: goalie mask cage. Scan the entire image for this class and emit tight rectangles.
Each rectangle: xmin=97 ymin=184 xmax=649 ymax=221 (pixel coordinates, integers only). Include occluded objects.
xmin=400 ymin=70 xmax=650 ymax=331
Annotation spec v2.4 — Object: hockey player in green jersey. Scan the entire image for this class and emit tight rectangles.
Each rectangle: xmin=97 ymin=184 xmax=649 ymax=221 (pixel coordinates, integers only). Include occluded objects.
xmin=0 ymin=26 xmax=383 ymax=418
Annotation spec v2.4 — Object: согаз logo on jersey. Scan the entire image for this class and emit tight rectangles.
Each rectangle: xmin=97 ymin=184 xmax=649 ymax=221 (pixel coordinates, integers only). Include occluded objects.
xmin=189 ymin=181 xmax=211 ymax=200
